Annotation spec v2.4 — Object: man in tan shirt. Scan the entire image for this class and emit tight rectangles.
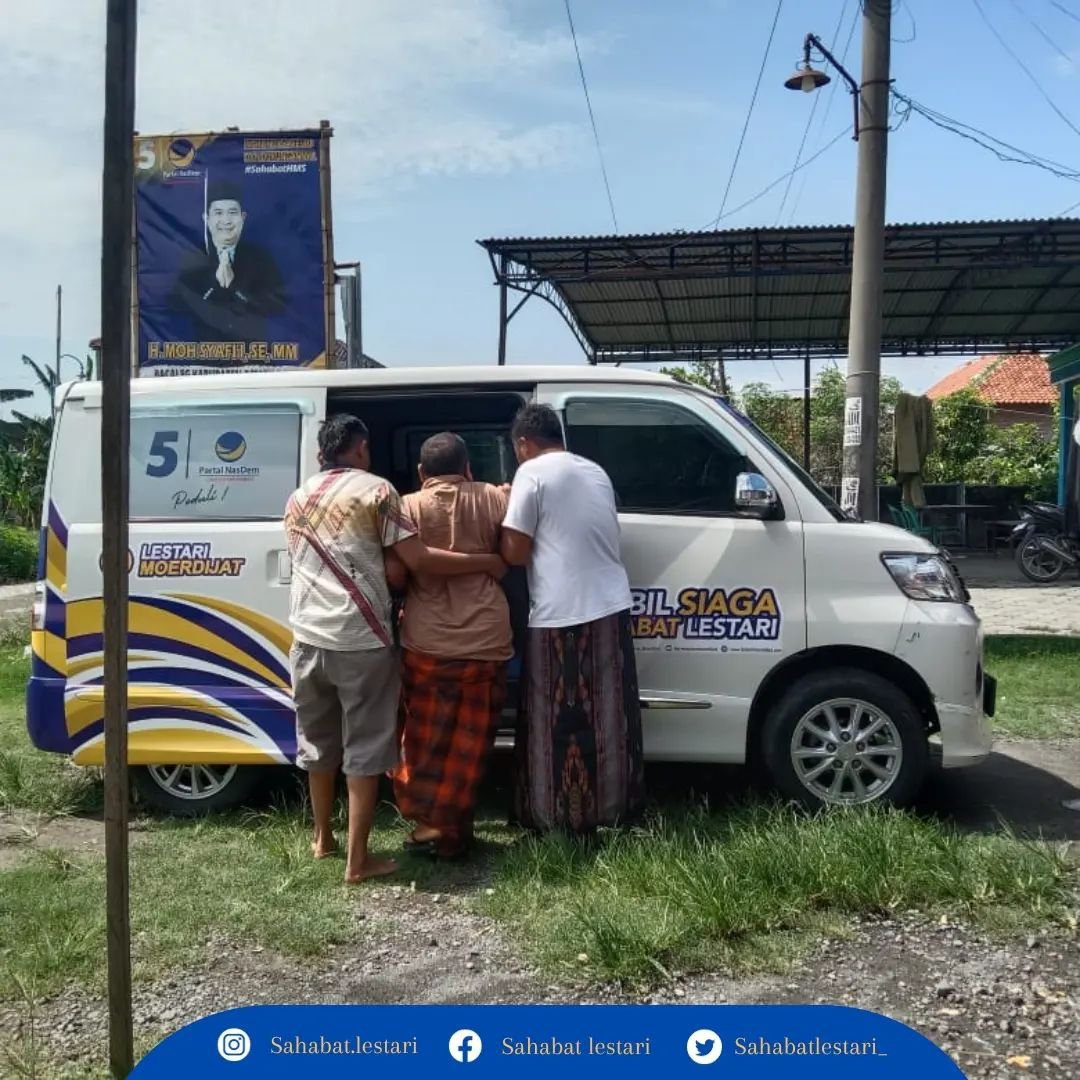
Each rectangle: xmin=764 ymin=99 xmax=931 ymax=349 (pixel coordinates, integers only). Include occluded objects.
xmin=387 ymin=432 xmax=512 ymax=859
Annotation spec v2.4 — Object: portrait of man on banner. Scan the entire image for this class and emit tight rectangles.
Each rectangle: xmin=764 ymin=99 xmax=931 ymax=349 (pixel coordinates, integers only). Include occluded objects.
xmin=135 ymin=128 xmax=331 ymax=374
xmin=169 ymin=176 xmax=287 ymax=345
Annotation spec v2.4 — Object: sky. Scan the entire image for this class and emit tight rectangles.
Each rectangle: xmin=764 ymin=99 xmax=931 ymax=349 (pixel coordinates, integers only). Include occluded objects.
xmin=4 ymin=0 xmax=1080 ymax=418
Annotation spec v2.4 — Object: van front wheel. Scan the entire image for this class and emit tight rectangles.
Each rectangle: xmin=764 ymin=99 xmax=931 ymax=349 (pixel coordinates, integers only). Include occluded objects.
xmin=762 ymin=669 xmax=928 ymax=809
xmin=132 ymin=763 xmax=264 ymax=816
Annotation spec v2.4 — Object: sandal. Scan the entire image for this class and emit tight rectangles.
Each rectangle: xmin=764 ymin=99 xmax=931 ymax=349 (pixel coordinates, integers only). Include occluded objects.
xmin=403 ymin=829 xmax=440 ymax=849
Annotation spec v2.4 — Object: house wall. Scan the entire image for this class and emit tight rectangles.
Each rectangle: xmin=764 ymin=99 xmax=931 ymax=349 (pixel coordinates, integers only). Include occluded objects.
xmin=990 ymin=405 xmax=1055 ymax=437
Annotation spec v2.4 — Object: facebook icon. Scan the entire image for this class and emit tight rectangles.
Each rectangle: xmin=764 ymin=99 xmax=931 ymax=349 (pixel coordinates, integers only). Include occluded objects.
xmin=449 ymin=1029 xmax=483 ymax=1063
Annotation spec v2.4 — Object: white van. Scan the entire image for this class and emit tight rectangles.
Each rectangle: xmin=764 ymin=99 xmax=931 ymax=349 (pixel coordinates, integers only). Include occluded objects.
xmin=27 ymin=367 xmax=994 ymax=814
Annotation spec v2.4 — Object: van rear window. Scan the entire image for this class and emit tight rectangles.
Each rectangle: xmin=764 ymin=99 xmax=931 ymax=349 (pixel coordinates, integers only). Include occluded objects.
xmin=130 ymin=404 xmax=300 ymax=520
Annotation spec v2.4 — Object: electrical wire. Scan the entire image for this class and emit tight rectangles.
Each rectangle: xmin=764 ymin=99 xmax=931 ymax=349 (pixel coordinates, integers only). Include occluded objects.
xmin=776 ymin=0 xmax=851 ymax=224
xmin=787 ymin=0 xmax=860 ymax=223
xmin=971 ymin=0 xmax=1080 ymax=140
xmin=892 ymin=90 xmax=1080 ymax=180
xmin=717 ymin=0 xmax=785 ymax=221
xmin=563 ymin=0 xmax=619 ymax=233
xmin=892 ymin=0 xmax=917 ymax=43
xmin=709 ymin=127 xmax=852 ymax=227
xmin=1049 ymin=1 xmax=1080 ymax=27
xmin=1010 ymin=0 xmax=1073 ymax=65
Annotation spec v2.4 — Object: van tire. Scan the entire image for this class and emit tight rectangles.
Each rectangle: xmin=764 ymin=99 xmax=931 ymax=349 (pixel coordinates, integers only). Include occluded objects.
xmin=131 ymin=764 xmax=266 ymax=816
xmin=761 ymin=669 xmax=928 ymax=809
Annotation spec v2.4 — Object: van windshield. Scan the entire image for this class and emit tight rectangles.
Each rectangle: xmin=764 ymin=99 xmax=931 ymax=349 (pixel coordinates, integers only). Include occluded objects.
xmin=711 ymin=396 xmax=848 ymax=522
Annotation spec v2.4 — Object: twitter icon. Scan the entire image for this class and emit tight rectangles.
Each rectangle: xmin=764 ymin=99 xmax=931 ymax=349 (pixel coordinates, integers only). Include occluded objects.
xmin=686 ymin=1028 xmax=724 ymax=1065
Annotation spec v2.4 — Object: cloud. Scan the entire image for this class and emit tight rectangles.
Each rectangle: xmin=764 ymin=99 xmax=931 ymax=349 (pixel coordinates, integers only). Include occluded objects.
xmin=0 ymin=0 xmax=585 ymax=348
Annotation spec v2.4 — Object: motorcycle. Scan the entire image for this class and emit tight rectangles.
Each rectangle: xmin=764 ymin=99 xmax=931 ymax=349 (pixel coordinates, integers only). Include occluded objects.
xmin=1011 ymin=502 xmax=1079 ymax=583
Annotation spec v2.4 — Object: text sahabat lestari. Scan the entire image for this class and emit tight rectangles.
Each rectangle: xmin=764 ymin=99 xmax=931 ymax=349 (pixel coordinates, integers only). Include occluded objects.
xmin=137 ymin=542 xmax=246 ymax=578
xmin=631 ymin=587 xmax=781 ymax=641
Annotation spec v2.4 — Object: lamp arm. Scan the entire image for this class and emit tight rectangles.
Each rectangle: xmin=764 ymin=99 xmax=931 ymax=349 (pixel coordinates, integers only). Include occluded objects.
xmin=804 ymin=32 xmax=861 ymax=140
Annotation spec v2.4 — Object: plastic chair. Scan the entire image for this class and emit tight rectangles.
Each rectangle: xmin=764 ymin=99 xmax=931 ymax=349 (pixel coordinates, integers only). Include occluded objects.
xmin=900 ymin=503 xmax=936 ymax=540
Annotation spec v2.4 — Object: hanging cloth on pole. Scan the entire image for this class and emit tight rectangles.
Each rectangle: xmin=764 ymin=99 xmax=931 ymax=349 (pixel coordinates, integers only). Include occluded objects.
xmin=893 ymin=392 xmax=935 ymax=508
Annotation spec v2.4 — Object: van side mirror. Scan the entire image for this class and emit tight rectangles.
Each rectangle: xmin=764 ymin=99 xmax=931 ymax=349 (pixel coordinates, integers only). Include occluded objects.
xmin=735 ymin=472 xmax=779 ymax=519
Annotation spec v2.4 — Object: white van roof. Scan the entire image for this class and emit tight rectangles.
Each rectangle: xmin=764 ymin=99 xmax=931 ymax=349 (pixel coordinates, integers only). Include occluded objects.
xmin=64 ymin=365 xmax=679 ymax=403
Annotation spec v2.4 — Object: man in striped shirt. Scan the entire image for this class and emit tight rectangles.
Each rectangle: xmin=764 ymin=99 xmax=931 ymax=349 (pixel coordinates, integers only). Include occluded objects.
xmin=284 ymin=414 xmax=504 ymax=884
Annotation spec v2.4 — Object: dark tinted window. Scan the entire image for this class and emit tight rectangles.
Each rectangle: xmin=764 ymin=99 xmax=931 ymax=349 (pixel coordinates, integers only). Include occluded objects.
xmin=564 ymin=398 xmax=749 ymax=514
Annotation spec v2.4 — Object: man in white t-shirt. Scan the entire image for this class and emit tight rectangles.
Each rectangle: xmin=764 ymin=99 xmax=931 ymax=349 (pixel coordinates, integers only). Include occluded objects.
xmin=500 ymin=404 xmax=644 ymax=834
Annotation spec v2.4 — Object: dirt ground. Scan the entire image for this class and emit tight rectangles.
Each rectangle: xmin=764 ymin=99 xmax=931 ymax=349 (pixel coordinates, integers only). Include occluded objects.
xmin=1 ymin=740 xmax=1077 ymax=1080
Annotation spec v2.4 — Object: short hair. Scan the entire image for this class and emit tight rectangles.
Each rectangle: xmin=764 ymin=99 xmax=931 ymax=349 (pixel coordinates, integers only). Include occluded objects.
xmin=511 ymin=404 xmax=564 ymax=447
xmin=420 ymin=432 xmax=469 ymax=477
xmin=319 ymin=413 xmax=368 ymax=463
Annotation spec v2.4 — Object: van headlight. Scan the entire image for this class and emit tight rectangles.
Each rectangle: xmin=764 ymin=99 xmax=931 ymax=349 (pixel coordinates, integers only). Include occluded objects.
xmin=881 ymin=553 xmax=966 ymax=602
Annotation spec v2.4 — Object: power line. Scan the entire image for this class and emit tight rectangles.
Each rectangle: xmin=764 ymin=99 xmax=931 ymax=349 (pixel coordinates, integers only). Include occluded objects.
xmin=777 ymin=0 xmax=851 ymax=224
xmin=971 ymin=0 xmax=1080 ymax=140
xmin=709 ymin=127 xmax=851 ymax=226
xmin=892 ymin=0 xmax=917 ymax=43
xmin=892 ymin=90 xmax=1080 ymax=180
xmin=1049 ymin=0 xmax=1080 ymax=27
xmin=1010 ymin=0 xmax=1073 ymax=65
xmin=717 ymin=0 xmax=785 ymax=221
xmin=563 ymin=0 xmax=619 ymax=232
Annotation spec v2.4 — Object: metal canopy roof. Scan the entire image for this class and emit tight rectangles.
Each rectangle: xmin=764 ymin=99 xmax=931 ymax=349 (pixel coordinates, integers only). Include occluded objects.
xmin=479 ymin=219 xmax=1080 ymax=364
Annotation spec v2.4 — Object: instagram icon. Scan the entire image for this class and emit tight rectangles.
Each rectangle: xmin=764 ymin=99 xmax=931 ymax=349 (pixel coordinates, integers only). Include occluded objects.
xmin=217 ymin=1028 xmax=251 ymax=1062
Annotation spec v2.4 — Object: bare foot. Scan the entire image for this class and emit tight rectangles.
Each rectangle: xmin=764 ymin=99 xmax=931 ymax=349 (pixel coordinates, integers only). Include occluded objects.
xmin=344 ymin=857 xmax=398 ymax=883
xmin=408 ymin=826 xmax=442 ymax=844
xmin=312 ymin=838 xmax=338 ymax=859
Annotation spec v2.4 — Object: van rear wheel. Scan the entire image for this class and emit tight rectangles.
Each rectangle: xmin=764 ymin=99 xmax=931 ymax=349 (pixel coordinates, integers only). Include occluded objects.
xmin=762 ymin=669 xmax=928 ymax=809
xmin=132 ymin=763 xmax=265 ymax=816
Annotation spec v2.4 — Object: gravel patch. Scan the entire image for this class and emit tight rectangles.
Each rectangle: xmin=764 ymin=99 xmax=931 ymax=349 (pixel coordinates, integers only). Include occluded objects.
xmin=2 ymin=900 xmax=1076 ymax=1079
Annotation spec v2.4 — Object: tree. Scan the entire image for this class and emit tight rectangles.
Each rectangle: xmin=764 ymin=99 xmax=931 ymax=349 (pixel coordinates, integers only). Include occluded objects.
xmin=661 ymin=359 xmax=728 ymax=396
xmin=0 ymin=355 xmax=62 ymax=527
xmin=799 ymin=367 xmax=903 ymax=486
xmin=923 ymin=389 xmax=992 ymax=485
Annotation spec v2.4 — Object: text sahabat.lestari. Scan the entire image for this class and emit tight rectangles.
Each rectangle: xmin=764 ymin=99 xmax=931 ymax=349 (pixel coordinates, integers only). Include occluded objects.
xmin=137 ymin=542 xmax=246 ymax=578
xmin=631 ymin=586 xmax=781 ymax=641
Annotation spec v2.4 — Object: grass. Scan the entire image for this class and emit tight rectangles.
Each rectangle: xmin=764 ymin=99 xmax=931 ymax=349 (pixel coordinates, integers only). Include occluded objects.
xmin=0 ymin=803 xmax=386 ymax=1002
xmin=0 ymin=645 xmax=100 ymax=816
xmin=482 ymin=802 xmax=1076 ymax=985
xmin=985 ymin=635 xmax=1080 ymax=739
xmin=0 ymin=635 xmax=1076 ymax=1009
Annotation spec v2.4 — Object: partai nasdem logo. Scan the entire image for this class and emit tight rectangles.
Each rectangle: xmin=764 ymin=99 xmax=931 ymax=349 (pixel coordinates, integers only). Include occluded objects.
xmin=214 ymin=431 xmax=247 ymax=463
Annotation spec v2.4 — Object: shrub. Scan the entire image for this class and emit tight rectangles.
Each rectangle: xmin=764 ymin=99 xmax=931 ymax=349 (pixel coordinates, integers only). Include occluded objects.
xmin=0 ymin=525 xmax=38 ymax=584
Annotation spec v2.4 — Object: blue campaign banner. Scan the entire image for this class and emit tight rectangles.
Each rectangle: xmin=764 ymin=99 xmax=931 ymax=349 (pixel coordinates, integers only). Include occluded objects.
xmin=134 ymin=129 xmax=331 ymax=376
xmin=130 ymin=1004 xmax=965 ymax=1078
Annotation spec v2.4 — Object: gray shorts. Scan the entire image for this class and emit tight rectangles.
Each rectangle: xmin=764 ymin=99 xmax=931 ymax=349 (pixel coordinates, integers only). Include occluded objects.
xmin=290 ymin=642 xmax=401 ymax=777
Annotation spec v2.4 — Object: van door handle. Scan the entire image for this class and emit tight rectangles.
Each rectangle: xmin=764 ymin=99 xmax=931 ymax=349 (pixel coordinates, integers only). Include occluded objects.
xmin=276 ymin=552 xmax=293 ymax=587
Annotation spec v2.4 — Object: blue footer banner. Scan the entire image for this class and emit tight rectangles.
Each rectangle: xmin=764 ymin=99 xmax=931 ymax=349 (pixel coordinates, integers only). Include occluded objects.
xmin=131 ymin=1005 xmax=965 ymax=1077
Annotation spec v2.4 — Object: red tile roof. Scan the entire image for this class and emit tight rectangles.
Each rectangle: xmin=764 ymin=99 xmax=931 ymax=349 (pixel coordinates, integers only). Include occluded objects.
xmin=925 ymin=353 xmax=1055 ymax=405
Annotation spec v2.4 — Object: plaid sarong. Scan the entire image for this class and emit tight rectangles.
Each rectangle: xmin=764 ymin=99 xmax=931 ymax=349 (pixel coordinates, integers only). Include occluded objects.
xmin=393 ymin=650 xmax=507 ymax=847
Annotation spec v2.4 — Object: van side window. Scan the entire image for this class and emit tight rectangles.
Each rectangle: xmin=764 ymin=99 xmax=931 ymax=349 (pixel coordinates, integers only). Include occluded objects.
xmin=130 ymin=404 xmax=300 ymax=520
xmin=564 ymin=398 xmax=749 ymax=515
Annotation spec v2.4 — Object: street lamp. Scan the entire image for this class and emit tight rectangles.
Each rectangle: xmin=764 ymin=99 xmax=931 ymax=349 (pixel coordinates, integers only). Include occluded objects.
xmin=784 ymin=33 xmax=861 ymax=140
xmin=785 ymin=3 xmax=892 ymax=521
xmin=58 ymin=352 xmax=88 ymax=380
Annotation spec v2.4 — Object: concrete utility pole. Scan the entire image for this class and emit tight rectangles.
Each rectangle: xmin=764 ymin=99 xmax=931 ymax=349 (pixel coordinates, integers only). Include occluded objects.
xmin=842 ymin=0 xmax=891 ymax=520
xmin=100 ymin=0 xmax=137 ymax=1075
